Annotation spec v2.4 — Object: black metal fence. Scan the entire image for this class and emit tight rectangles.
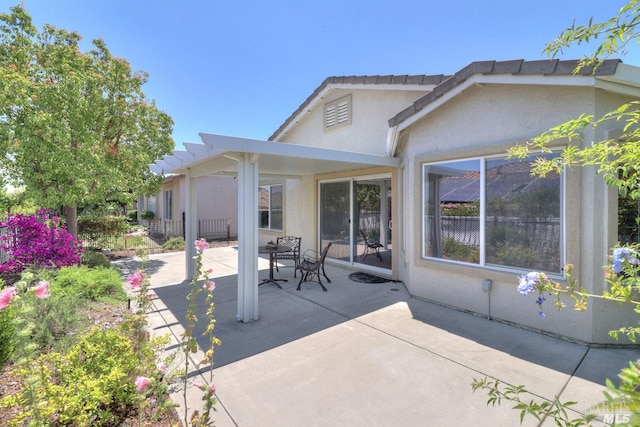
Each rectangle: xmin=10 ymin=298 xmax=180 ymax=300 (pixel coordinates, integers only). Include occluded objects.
xmin=80 ymin=217 xmax=232 ymax=253
xmin=439 ymin=215 xmax=561 ymax=257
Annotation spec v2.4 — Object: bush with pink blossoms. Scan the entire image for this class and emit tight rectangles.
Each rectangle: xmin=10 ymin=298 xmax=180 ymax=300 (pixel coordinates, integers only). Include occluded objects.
xmin=0 ymin=210 xmax=83 ymax=276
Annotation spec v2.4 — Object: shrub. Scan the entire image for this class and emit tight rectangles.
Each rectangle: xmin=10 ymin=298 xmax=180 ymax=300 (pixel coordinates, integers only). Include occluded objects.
xmin=3 ymin=324 xmax=148 ymax=425
xmin=51 ymin=265 xmax=125 ymax=302
xmin=0 ymin=210 xmax=83 ymax=275
xmin=162 ymin=236 xmax=185 ymax=251
xmin=11 ymin=291 xmax=85 ymax=359
xmin=81 ymin=250 xmax=112 ymax=269
xmin=0 ymin=303 xmax=15 ymax=370
xmin=141 ymin=210 xmax=155 ymax=220
xmin=127 ymin=209 xmax=138 ymax=222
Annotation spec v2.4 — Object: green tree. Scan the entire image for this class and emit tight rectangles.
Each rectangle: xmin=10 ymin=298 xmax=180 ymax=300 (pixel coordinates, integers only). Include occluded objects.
xmin=510 ymin=1 xmax=640 ymax=200
xmin=0 ymin=5 xmax=174 ymax=236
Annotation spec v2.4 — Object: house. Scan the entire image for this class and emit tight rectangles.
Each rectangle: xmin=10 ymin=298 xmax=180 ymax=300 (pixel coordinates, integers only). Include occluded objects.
xmin=151 ymin=59 xmax=640 ymax=344
xmin=139 ymin=174 xmax=239 ymax=239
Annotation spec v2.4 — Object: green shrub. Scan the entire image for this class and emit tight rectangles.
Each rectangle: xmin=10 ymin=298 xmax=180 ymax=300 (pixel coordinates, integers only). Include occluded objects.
xmin=0 ymin=304 xmax=16 ymax=370
xmin=162 ymin=236 xmax=185 ymax=251
xmin=81 ymin=250 xmax=112 ymax=268
xmin=3 ymin=324 xmax=147 ymax=426
xmin=11 ymin=292 xmax=85 ymax=359
xmin=51 ymin=265 xmax=125 ymax=301
xmin=141 ymin=210 xmax=155 ymax=220
xmin=127 ymin=209 xmax=138 ymax=222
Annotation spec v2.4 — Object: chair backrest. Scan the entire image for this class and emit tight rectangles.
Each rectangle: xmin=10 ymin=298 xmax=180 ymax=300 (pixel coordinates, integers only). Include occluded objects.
xmin=319 ymin=242 xmax=333 ymax=262
xmin=277 ymin=236 xmax=301 ymax=254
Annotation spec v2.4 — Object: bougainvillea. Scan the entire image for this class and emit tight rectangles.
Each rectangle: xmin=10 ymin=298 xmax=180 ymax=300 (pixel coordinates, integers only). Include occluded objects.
xmin=0 ymin=209 xmax=83 ymax=274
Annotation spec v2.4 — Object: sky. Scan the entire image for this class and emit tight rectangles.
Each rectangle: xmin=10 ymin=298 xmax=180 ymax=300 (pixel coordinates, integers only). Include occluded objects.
xmin=5 ymin=0 xmax=638 ymax=151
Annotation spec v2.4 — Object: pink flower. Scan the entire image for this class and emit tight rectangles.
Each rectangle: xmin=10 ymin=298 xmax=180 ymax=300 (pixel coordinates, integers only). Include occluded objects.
xmin=195 ymin=239 xmax=209 ymax=252
xmin=207 ymin=268 xmax=214 ymax=274
xmin=157 ymin=362 xmax=167 ymax=374
xmin=203 ymin=280 xmax=216 ymax=292
xmin=147 ymin=290 xmax=157 ymax=299
xmin=33 ymin=281 xmax=50 ymax=299
xmin=135 ymin=376 xmax=150 ymax=391
xmin=208 ymin=383 xmax=216 ymax=394
xmin=194 ymin=380 xmax=203 ymax=390
xmin=0 ymin=286 xmax=17 ymax=310
xmin=127 ymin=271 xmax=145 ymax=290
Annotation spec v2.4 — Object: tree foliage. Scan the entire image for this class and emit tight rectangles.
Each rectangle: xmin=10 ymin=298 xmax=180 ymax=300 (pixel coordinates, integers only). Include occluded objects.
xmin=510 ymin=1 xmax=640 ymax=201
xmin=0 ymin=5 xmax=174 ymax=233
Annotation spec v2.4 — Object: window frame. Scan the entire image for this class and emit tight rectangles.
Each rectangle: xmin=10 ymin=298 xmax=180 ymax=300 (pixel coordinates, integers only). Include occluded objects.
xmin=258 ymin=184 xmax=283 ymax=231
xmin=421 ymin=151 xmax=565 ymax=276
xmin=164 ymin=190 xmax=173 ymax=220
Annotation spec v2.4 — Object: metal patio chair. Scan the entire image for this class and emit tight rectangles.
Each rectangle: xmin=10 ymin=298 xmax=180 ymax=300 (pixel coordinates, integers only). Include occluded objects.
xmin=360 ymin=230 xmax=383 ymax=261
xmin=297 ymin=242 xmax=332 ymax=291
xmin=274 ymin=236 xmax=301 ymax=277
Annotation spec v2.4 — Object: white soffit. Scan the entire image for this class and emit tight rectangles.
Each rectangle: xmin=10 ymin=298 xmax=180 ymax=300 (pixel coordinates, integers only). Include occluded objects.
xmin=150 ymin=133 xmax=400 ymax=178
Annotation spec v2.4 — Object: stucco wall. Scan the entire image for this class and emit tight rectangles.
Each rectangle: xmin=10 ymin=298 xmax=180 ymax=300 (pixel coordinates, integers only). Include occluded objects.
xmin=282 ymin=88 xmax=426 ymax=155
xmin=157 ymin=175 xmax=239 ymax=237
xmin=398 ymin=83 xmax=636 ymax=344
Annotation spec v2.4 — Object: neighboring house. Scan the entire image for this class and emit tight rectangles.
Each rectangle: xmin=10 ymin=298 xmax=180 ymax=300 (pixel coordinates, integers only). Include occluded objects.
xmin=152 ymin=59 xmax=640 ymax=344
xmin=140 ymin=174 xmax=238 ymax=239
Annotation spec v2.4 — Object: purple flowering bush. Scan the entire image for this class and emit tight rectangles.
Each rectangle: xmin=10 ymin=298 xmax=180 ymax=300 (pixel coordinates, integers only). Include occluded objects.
xmin=0 ymin=210 xmax=83 ymax=276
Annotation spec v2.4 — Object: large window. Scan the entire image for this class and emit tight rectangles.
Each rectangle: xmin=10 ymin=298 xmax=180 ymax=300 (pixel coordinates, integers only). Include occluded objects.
xmin=423 ymin=153 xmax=563 ymax=274
xmin=259 ymin=184 xmax=283 ymax=231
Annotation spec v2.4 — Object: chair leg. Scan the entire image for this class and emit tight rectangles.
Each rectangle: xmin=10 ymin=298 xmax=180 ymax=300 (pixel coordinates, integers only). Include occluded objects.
xmin=375 ymin=249 xmax=382 ymax=261
xmin=321 ymin=264 xmax=331 ymax=283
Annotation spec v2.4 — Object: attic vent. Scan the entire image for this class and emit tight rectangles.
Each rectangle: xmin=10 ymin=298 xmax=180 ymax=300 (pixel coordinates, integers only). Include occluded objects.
xmin=324 ymin=95 xmax=352 ymax=131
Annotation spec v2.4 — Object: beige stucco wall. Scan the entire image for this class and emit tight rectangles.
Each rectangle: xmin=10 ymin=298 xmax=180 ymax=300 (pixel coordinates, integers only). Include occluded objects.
xmin=398 ymin=83 xmax=636 ymax=344
xmin=281 ymin=88 xmax=427 ymax=155
xmin=156 ymin=175 xmax=239 ymax=237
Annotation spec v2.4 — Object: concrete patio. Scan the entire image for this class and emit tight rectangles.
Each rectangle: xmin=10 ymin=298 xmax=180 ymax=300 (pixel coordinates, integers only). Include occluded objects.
xmin=119 ymin=245 xmax=639 ymax=426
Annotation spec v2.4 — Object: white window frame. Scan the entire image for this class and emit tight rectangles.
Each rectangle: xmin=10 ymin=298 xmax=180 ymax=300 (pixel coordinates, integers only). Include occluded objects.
xmin=421 ymin=151 xmax=566 ymax=276
xmin=258 ymin=184 xmax=283 ymax=231
xmin=323 ymin=94 xmax=352 ymax=132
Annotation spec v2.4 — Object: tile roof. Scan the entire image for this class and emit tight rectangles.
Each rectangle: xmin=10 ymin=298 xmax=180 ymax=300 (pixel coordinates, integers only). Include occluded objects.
xmin=268 ymin=74 xmax=451 ymax=141
xmin=268 ymin=59 xmax=622 ymax=142
xmin=388 ymin=58 xmax=621 ymax=128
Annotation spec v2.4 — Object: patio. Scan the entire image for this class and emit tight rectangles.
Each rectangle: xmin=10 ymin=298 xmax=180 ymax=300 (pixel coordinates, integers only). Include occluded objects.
xmin=123 ymin=245 xmax=639 ymax=426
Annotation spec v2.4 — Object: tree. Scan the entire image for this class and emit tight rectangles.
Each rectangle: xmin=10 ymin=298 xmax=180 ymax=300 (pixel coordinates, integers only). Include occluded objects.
xmin=0 ymin=5 xmax=174 ymax=237
xmin=510 ymin=0 xmax=640 ymax=200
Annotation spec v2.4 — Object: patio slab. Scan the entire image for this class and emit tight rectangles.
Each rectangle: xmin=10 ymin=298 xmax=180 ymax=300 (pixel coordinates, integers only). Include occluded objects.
xmin=129 ymin=246 xmax=640 ymax=426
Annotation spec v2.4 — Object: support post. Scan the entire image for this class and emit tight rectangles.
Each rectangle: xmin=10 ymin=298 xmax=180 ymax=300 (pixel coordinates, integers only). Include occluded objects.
xmin=236 ymin=154 xmax=259 ymax=322
xmin=184 ymin=169 xmax=198 ymax=280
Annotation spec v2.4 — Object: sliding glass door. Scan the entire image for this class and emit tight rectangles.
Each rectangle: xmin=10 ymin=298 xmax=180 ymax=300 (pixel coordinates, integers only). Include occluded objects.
xmin=319 ymin=174 xmax=392 ymax=272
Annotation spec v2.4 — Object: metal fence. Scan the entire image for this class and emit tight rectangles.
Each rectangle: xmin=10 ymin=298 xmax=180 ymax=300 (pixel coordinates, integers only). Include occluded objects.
xmin=80 ymin=217 xmax=232 ymax=253
xmin=439 ymin=215 xmax=561 ymax=256
xmin=143 ymin=217 xmax=231 ymax=240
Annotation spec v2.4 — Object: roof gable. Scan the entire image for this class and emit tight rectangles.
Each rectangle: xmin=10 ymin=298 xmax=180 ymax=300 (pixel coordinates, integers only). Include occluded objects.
xmin=388 ymin=59 xmax=621 ymax=129
xmin=269 ymin=74 xmax=450 ymax=141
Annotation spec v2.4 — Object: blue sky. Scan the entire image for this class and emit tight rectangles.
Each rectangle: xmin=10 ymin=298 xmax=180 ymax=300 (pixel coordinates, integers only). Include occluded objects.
xmin=9 ymin=0 xmax=637 ymax=150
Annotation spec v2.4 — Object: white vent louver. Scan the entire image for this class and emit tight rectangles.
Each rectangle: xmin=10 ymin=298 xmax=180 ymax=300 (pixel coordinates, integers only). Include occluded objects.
xmin=324 ymin=95 xmax=351 ymax=130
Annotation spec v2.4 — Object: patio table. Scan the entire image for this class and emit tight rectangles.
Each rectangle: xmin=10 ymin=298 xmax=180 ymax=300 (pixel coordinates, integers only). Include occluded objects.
xmin=258 ymin=245 xmax=291 ymax=288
